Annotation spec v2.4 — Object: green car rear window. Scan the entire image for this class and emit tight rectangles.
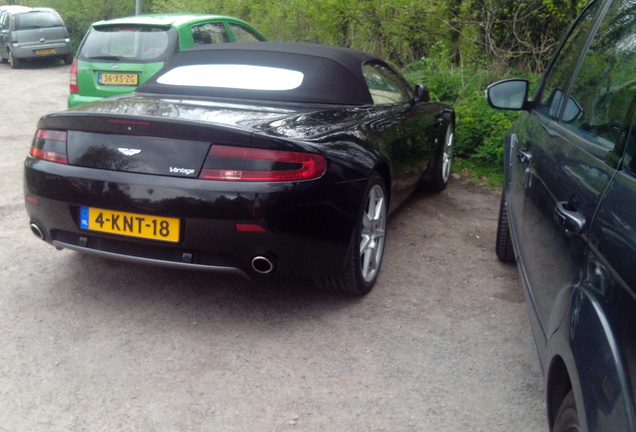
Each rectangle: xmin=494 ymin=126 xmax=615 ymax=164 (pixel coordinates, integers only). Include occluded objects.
xmin=78 ymin=25 xmax=178 ymax=63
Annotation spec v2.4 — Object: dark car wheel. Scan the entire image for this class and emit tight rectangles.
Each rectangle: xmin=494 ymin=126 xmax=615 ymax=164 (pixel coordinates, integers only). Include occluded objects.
xmin=63 ymin=54 xmax=73 ymax=65
xmin=553 ymin=391 xmax=580 ymax=432
xmin=496 ymin=192 xmax=516 ymax=263
xmin=315 ymin=173 xmax=387 ymax=295
xmin=422 ymin=122 xmax=454 ymax=191
xmin=9 ymin=50 xmax=20 ymax=69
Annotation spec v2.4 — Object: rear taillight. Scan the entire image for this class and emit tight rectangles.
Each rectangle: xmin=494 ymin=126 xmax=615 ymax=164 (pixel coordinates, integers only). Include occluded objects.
xmin=30 ymin=129 xmax=68 ymax=164
xmin=199 ymin=145 xmax=327 ymax=182
xmin=70 ymin=59 xmax=78 ymax=94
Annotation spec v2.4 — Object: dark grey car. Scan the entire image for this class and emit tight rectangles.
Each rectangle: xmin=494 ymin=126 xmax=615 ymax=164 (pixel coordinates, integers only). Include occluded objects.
xmin=0 ymin=6 xmax=72 ymax=68
xmin=488 ymin=0 xmax=636 ymax=431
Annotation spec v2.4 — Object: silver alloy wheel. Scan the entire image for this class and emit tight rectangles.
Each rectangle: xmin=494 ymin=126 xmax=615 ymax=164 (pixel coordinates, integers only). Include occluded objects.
xmin=8 ymin=50 xmax=18 ymax=68
xmin=359 ymin=183 xmax=386 ymax=282
xmin=441 ymin=125 xmax=454 ymax=184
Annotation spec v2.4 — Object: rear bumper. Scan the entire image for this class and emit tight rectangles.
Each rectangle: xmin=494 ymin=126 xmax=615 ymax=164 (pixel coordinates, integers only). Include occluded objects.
xmin=52 ymin=238 xmax=250 ymax=278
xmin=12 ymin=41 xmax=71 ymax=59
xmin=24 ymin=157 xmax=365 ymax=279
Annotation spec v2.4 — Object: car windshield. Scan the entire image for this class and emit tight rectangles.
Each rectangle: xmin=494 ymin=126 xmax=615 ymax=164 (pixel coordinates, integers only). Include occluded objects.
xmin=15 ymin=11 xmax=63 ymax=29
xmin=156 ymin=64 xmax=305 ymax=91
xmin=79 ymin=25 xmax=177 ymax=63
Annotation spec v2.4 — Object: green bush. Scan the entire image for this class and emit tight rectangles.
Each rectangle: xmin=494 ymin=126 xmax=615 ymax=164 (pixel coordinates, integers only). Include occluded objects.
xmin=404 ymin=58 xmax=535 ymax=171
xmin=454 ymin=90 xmax=516 ymax=166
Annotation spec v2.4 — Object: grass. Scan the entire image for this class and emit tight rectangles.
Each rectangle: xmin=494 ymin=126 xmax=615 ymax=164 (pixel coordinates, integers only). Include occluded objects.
xmin=452 ymin=158 xmax=504 ymax=191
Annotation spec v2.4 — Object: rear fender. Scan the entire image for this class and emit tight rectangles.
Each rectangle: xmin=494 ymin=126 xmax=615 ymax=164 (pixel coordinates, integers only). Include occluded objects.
xmin=546 ymin=285 xmax=634 ymax=432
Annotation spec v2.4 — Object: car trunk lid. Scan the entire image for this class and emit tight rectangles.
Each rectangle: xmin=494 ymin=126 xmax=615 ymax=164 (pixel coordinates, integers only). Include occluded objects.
xmin=15 ymin=27 xmax=67 ymax=48
xmin=66 ymin=130 xmax=212 ymax=178
xmin=37 ymin=98 xmax=331 ymax=178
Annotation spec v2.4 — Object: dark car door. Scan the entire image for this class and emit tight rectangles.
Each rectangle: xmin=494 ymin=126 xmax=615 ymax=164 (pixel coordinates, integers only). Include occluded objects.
xmin=591 ymin=150 xmax=636 ymax=305
xmin=512 ymin=0 xmax=636 ymax=355
xmin=362 ymin=62 xmax=439 ymax=197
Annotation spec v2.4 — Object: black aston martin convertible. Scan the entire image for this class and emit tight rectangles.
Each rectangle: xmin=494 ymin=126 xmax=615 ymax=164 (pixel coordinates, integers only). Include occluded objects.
xmin=24 ymin=42 xmax=454 ymax=295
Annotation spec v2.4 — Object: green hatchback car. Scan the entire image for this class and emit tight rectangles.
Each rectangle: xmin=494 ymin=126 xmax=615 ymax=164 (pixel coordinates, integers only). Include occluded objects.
xmin=68 ymin=14 xmax=266 ymax=107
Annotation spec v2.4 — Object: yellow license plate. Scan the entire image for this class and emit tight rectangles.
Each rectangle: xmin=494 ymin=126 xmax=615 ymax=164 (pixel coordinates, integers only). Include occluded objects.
xmin=80 ymin=207 xmax=180 ymax=243
xmin=35 ymin=49 xmax=55 ymax=55
xmin=99 ymin=72 xmax=139 ymax=86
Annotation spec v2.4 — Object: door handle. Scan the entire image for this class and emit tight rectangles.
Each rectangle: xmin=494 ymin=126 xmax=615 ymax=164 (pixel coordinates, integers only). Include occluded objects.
xmin=517 ymin=148 xmax=533 ymax=164
xmin=554 ymin=201 xmax=586 ymax=234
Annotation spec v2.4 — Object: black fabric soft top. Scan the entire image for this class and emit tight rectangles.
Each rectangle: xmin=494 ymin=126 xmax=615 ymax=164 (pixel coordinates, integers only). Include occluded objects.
xmin=137 ymin=42 xmax=385 ymax=105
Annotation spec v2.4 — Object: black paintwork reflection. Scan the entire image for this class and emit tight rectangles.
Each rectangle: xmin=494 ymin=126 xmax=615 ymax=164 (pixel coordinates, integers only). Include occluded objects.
xmin=514 ymin=114 xmax=615 ymax=341
xmin=569 ymin=284 xmax=630 ymax=431
xmin=608 ymin=284 xmax=636 ymax=431
xmin=75 ymin=145 xmax=142 ymax=172
xmin=589 ymin=170 xmax=636 ymax=293
xmin=64 ymin=95 xmax=452 ymax=209
xmin=67 ymin=130 xmax=211 ymax=178
xmin=76 ymin=96 xmax=299 ymax=130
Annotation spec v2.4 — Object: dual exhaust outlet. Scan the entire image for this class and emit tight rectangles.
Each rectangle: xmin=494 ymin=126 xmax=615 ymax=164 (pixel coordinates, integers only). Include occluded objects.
xmin=30 ymin=222 xmax=275 ymax=275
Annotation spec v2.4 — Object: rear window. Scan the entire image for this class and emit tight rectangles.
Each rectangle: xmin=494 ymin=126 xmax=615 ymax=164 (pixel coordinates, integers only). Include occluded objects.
xmin=156 ymin=64 xmax=305 ymax=91
xmin=78 ymin=25 xmax=177 ymax=63
xmin=15 ymin=11 xmax=63 ymax=30
xmin=138 ymin=46 xmax=374 ymax=105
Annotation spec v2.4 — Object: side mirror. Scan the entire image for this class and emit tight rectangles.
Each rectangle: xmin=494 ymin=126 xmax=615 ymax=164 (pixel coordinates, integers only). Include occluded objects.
xmin=486 ymin=79 xmax=529 ymax=110
xmin=412 ymin=84 xmax=430 ymax=104
xmin=547 ymin=89 xmax=583 ymax=123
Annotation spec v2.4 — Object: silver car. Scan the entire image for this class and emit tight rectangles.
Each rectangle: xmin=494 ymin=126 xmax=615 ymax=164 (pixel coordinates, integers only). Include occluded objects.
xmin=0 ymin=6 xmax=72 ymax=68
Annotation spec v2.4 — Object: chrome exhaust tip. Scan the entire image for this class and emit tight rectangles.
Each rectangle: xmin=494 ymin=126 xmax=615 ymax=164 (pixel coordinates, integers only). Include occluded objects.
xmin=251 ymin=256 xmax=275 ymax=274
xmin=30 ymin=223 xmax=44 ymax=240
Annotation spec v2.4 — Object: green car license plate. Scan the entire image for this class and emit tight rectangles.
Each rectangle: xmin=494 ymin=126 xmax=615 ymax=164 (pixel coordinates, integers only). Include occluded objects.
xmin=98 ymin=72 xmax=139 ymax=86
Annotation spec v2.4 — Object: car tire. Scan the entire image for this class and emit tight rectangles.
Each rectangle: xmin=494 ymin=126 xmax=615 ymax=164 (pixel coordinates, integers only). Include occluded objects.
xmin=553 ymin=390 xmax=580 ymax=432
xmin=63 ymin=54 xmax=73 ymax=65
xmin=8 ymin=50 xmax=20 ymax=69
xmin=421 ymin=122 xmax=454 ymax=192
xmin=315 ymin=172 xmax=387 ymax=295
xmin=496 ymin=192 xmax=516 ymax=263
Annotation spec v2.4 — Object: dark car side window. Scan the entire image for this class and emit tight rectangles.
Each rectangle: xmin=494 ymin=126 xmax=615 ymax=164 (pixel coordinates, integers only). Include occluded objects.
xmin=536 ymin=0 xmax=604 ymax=119
xmin=564 ymin=0 xmax=636 ymax=153
xmin=191 ymin=23 xmax=229 ymax=45
xmin=228 ymin=23 xmax=263 ymax=42
xmin=363 ymin=63 xmax=412 ymax=105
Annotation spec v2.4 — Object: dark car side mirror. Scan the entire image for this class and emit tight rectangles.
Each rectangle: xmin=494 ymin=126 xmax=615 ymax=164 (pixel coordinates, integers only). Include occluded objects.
xmin=547 ymin=89 xmax=583 ymax=123
xmin=486 ymin=79 xmax=529 ymax=110
xmin=412 ymin=84 xmax=430 ymax=104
